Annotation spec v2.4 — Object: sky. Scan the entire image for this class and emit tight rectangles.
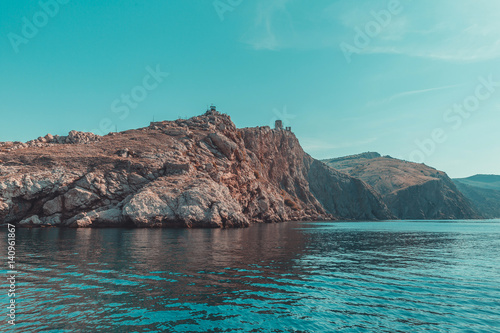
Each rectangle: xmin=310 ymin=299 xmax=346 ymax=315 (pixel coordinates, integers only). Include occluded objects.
xmin=1 ymin=0 xmax=499 ymax=178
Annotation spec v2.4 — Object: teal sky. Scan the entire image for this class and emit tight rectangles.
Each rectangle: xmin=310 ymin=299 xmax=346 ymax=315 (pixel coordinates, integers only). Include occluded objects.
xmin=1 ymin=0 xmax=499 ymax=178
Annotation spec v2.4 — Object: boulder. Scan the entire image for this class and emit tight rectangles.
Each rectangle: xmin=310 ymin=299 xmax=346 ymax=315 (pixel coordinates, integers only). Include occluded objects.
xmin=66 ymin=130 xmax=101 ymax=144
xmin=45 ymin=133 xmax=54 ymax=142
xmin=19 ymin=215 xmax=43 ymax=226
xmin=94 ymin=208 xmax=124 ymax=225
xmin=63 ymin=187 xmax=99 ymax=211
xmin=207 ymin=132 xmax=237 ymax=159
xmin=43 ymin=214 xmax=62 ymax=226
xmin=43 ymin=196 xmax=63 ymax=216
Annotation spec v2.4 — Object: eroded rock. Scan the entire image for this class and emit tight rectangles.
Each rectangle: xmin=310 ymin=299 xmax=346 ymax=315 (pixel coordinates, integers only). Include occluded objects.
xmin=63 ymin=188 xmax=99 ymax=211
xmin=0 ymin=111 xmax=398 ymax=228
xmin=123 ymin=176 xmax=249 ymax=228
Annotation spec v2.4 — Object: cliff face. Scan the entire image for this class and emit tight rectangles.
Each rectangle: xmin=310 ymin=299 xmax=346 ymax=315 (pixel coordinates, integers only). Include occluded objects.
xmin=453 ymin=175 xmax=500 ymax=218
xmin=0 ymin=112 xmax=392 ymax=228
xmin=240 ymin=129 xmax=393 ymax=221
xmin=323 ymin=153 xmax=482 ymax=220
xmin=305 ymin=159 xmax=393 ymax=220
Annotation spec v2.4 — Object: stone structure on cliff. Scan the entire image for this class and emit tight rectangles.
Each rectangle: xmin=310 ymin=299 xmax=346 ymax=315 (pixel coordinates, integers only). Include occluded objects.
xmin=0 ymin=111 xmax=393 ymax=228
xmin=274 ymin=120 xmax=283 ymax=130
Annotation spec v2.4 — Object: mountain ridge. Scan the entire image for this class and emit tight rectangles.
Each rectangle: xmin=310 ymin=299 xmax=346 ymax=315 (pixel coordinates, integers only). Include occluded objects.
xmin=453 ymin=174 xmax=500 ymax=218
xmin=0 ymin=111 xmax=392 ymax=228
xmin=323 ymin=152 xmax=482 ymax=220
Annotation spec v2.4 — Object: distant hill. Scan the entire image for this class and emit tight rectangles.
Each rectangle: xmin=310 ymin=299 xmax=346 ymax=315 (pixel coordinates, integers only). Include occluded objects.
xmin=453 ymin=175 xmax=500 ymax=191
xmin=323 ymin=152 xmax=482 ymax=220
xmin=453 ymin=175 xmax=500 ymax=218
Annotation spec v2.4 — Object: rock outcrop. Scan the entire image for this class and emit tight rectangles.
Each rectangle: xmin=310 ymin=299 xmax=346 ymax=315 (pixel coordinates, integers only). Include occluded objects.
xmin=0 ymin=111 xmax=393 ymax=228
xmin=323 ymin=153 xmax=482 ymax=220
xmin=0 ymin=130 xmax=101 ymax=152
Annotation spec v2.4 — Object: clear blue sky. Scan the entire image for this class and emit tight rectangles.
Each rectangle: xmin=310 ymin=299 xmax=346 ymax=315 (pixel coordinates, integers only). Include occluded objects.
xmin=1 ymin=0 xmax=499 ymax=178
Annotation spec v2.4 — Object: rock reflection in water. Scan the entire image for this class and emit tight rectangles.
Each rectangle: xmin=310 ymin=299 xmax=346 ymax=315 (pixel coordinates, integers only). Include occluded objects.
xmin=8 ymin=220 xmax=500 ymax=332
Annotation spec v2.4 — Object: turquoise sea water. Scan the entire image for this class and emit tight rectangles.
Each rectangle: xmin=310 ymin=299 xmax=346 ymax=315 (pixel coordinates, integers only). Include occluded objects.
xmin=1 ymin=220 xmax=500 ymax=332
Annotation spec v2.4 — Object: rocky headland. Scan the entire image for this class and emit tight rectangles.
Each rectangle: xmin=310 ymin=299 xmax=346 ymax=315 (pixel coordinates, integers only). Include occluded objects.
xmin=0 ymin=111 xmax=393 ymax=228
xmin=323 ymin=152 xmax=482 ymax=219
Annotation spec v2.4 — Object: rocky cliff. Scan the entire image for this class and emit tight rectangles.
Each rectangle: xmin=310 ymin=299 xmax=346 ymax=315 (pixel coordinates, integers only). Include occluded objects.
xmin=453 ymin=175 xmax=500 ymax=218
xmin=0 ymin=112 xmax=392 ymax=228
xmin=323 ymin=153 xmax=482 ymax=220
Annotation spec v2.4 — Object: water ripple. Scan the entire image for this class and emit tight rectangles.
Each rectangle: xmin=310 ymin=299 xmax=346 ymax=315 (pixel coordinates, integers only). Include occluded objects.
xmin=2 ymin=220 xmax=500 ymax=332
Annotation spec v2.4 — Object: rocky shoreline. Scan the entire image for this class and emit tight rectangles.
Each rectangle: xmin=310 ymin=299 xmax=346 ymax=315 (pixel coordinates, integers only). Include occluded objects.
xmin=0 ymin=111 xmax=393 ymax=228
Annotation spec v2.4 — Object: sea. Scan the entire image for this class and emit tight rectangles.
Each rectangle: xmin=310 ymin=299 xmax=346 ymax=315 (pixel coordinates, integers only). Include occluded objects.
xmin=1 ymin=220 xmax=499 ymax=332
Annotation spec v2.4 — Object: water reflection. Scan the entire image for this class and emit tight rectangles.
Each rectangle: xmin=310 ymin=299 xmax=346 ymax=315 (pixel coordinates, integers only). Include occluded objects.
xmin=4 ymin=221 xmax=500 ymax=332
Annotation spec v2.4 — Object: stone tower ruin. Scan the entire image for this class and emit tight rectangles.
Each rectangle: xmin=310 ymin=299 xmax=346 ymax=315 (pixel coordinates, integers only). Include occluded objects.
xmin=275 ymin=120 xmax=283 ymax=130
